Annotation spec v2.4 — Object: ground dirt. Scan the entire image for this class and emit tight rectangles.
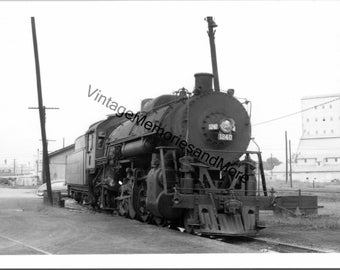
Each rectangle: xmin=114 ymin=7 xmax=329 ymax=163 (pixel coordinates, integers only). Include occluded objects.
xmin=258 ymin=180 xmax=340 ymax=252
xmin=0 ymin=188 xmax=254 ymax=254
xmin=1 ymin=186 xmax=339 ymax=254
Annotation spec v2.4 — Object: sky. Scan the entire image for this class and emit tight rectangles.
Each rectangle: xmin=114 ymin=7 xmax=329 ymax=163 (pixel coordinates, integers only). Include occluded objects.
xmin=1 ymin=1 xmax=340 ymax=167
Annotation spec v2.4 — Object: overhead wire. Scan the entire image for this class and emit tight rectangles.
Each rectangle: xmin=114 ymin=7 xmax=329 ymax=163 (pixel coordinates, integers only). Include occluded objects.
xmin=253 ymin=96 xmax=340 ymax=126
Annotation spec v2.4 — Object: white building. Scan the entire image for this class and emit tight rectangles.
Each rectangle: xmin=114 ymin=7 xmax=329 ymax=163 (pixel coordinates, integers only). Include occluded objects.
xmin=284 ymin=93 xmax=340 ymax=182
xmin=48 ymin=144 xmax=74 ymax=181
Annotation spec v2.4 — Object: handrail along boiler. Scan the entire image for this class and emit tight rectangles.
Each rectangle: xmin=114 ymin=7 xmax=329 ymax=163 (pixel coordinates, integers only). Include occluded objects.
xmin=66 ymin=17 xmax=277 ymax=236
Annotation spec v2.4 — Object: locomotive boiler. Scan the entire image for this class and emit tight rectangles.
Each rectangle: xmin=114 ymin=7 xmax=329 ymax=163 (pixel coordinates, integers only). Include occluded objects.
xmin=65 ymin=17 xmax=273 ymax=236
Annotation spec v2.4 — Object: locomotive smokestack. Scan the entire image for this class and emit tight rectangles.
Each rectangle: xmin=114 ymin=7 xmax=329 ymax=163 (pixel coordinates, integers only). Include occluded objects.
xmin=205 ymin=16 xmax=220 ymax=92
xmin=194 ymin=73 xmax=213 ymax=94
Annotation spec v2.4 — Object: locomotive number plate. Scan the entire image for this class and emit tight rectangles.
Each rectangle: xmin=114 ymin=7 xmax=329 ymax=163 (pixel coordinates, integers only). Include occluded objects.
xmin=218 ymin=133 xmax=233 ymax=141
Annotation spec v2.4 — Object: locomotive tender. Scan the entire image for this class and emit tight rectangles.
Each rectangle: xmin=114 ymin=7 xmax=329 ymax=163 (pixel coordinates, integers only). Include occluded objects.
xmin=65 ymin=17 xmax=273 ymax=236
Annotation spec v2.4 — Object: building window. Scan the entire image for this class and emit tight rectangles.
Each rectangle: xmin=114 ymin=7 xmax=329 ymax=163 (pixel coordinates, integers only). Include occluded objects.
xmin=316 ymin=130 xmax=318 ymax=134
xmin=322 ymin=117 xmax=326 ymax=121
xmin=323 ymin=130 xmax=326 ymax=134
xmin=336 ymin=158 xmax=338 ymax=162
xmin=331 ymin=129 xmax=334 ymax=133
xmin=315 ymin=118 xmax=318 ymax=122
xmin=325 ymin=158 xmax=328 ymax=162
xmin=304 ymin=159 xmax=307 ymax=163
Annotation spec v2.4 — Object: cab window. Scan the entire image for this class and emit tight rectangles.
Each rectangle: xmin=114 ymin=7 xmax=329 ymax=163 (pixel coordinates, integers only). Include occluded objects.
xmin=87 ymin=133 xmax=94 ymax=152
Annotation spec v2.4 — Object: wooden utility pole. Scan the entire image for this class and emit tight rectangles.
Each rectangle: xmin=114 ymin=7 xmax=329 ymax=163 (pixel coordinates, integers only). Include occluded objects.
xmin=285 ymin=131 xmax=288 ymax=184
xmin=30 ymin=116 xmax=58 ymax=183
xmin=270 ymin=153 xmax=273 ymax=177
xmin=205 ymin=16 xmax=220 ymax=92
xmin=36 ymin=148 xmax=39 ymax=181
xmin=31 ymin=17 xmax=53 ymax=205
xmin=42 ymin=145 xmax=45 ymax=184
xmin=13 ymin=159 xmax=16 ymax=174
xmin=289 ymin=139 xmax=293 ymax=188
xmin=40 ymin=140 xmax=55 ymax=183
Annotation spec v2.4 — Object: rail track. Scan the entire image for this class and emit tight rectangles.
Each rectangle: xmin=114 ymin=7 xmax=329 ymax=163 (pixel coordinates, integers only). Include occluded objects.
xmin=212 ymin=236 xmax=329 ymax=253
xmin=64 ymin=198 xmax=331 ymax=253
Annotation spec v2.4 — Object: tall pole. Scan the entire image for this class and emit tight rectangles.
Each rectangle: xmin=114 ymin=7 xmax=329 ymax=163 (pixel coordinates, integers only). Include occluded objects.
xmin=205 ymin=16 xmax=220 ymax=92
xmin=37 ymin=148 xmax=39 ymax=181
xmin=36 ymin=163 xmax=39 ymax=180
xmin=285 ymin=131 xmax=288 ymax=184
xmin=31 ymin=17 xmax=53 ymax=205
xmin=289 ymin=139 xmax=293 ymax=188
xmin=42 ymin=143 xmax=45 ymax=184
xmin=270 ymin=153 xmax=273 ymax=177
xmin=13 ymin=159 xmax=16 ymax=174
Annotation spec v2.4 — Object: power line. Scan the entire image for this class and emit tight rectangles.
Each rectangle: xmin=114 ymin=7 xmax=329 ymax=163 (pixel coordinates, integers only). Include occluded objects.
xmin=253 ymin=96 xmax=340 ymax=126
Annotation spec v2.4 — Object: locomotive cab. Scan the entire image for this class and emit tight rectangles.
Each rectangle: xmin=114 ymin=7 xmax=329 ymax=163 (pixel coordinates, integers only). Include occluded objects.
xmin=66 ymin=115 xmax=125 ymax=204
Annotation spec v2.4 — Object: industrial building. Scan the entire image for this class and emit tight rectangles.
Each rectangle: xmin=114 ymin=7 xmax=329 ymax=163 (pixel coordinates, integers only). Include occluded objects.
xmin=48 ymin=144 xmax=74 ymax=181
xmin=273 ymin=93 xmax=340 ymax=182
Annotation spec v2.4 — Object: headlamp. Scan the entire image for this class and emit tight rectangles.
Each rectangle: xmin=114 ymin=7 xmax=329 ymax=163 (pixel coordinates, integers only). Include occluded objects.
xmin=220 ymin=119 xmax=233 ymax=134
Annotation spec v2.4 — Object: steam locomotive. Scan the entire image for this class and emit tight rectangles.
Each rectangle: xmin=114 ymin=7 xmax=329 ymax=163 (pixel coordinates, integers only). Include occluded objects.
xmin=65 ymin=17 xmax=272 ymax=236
